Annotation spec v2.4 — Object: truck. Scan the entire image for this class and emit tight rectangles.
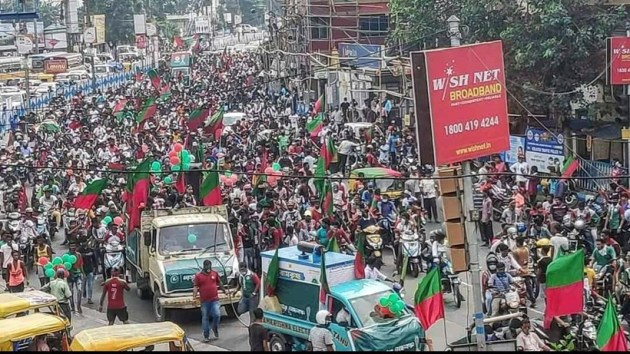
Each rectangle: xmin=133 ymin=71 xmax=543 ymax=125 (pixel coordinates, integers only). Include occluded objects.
xmin=125 ymin=206 xmax=242 ymax=322
xmin=260 ymin=245 xmax=426 ymax=351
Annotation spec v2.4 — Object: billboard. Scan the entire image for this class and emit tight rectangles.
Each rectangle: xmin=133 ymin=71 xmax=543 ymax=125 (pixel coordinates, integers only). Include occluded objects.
xmin=609 ymin=37 xmax=630 ymax=85
xmin=44 ymin=59 xmax=68 ymax=74
xmin=338 ymin=43 xmax=382 ymax=70
xmin=92 ymin=15 xmax=106 ymax=44
xmin=524 ymin=128 xmax=565 ymax=174
xmin=420 ymin=40 xmax=510 ymax=165
xmin=503 ymin=135 xmax=526 ymax=164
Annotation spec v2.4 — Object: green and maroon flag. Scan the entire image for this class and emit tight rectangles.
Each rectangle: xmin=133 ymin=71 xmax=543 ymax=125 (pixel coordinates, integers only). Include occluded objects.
xmin=187 ymin=107 xmax=210 ymax=131
xmin=320 ymin=137 xmax=337 ymax=170
xmin=354 ymin=232 xmax=366 ymax=279
xmin=203 ymin=108 xmax=224 ymax=137
xmin=73 ymin=178 xmax=107 ymax=210
xmin=200 ymin=170 xmax=221 ymax=206
xmin=320 ymin=179 xmax=333 ymax=217
xmin=136 ymin=97 xmax=157 ymax=124
xmin=306 ymin=114 xmax=323 ymax=138
xmin=125 ymin=159 xmax=152 ymax=232
xmin=173 ymin=36 xmax=184 ymax=48
xmin=313 ymin=94 xmax=325 ymax=115
xmin=326 ymin=235 xmax=340 ymax=253
xmin=265 ymin=248 xmax=280 ymax=296
xmin=319 ymin=252 xmax=330 ymax=304
xmin=544 ymin=249 xmax=584 ymax=328
xmin=597 ymin=297 xmax=628 ymax=351
xmin=414 ymin=267 xmax=444 ymax=329
xmin=113 ymin=99 xmax=128 ymax=114
xmin=147 ymin=69 xmax=161 ymax=91
xmin=313 ymin=157 xmax=325 ymax=196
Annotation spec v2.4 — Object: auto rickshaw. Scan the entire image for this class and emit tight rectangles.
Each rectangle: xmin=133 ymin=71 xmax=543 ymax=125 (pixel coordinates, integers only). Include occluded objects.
xmin=69 ymin=322 xmax=194 ymax=351
xmin=348 ymin=167 xmax=404 ymax=199
xmin=0 ymin=313 xmax=71 ymax=351
xmin=0 ymin=290 xmax=68 ymax=325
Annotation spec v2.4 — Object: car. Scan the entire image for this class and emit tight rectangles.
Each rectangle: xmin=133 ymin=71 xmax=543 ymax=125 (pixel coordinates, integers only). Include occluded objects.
xmin=236 ymin=24 xmax=258 ymax=33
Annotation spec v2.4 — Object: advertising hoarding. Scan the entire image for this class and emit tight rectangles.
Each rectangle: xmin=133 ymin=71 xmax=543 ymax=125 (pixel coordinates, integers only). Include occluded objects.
xmin=338 ymin=43 xmax=382 ymax=70
xmin=609 ymin=37 xmax=630 ymax=85
xmin=503 ymin=135 xmax=526 ymax=164
xmin=524 ymin=128 xmax=565 ymax=174
xmin=92 ymin=15 xmax=106 ymax=44
xmin=44 ymin=59 xmax=67 ymax=74
xmin=422 ymin=41 xmax=510 ymax=165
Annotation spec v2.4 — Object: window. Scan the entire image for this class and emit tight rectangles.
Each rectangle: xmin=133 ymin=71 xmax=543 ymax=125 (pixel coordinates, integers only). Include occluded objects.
xmin=310 ymin=17 xmax=329 ymax=39
xmin=359 ymin=15 xmax=389 ymax=37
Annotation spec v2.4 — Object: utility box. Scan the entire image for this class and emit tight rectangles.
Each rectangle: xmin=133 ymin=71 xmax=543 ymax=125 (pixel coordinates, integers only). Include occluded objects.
xmin=449 ymin=247 xmax=469 ymax=273
xmin=442 ymin=196 xmax=462 ymax=221
xmin=443 ymin=221 xmax=465 ymax=247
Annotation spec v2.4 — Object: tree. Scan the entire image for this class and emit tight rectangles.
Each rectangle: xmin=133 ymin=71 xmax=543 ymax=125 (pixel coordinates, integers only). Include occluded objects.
xmin=38 ymin=1 xmax=61 ymax=27
xmin=389 ymin=0 xmax=627 ymax=118
xmin=89 ymin=0 xmax=145 ymax=45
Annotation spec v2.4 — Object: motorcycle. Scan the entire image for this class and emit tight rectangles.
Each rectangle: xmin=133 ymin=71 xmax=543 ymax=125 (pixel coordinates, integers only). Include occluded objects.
xmin=6 ymin=211 xmax=21 ymax=235
xmin=595 ymin=264 xmax=615 ymax=298
xmin=362 ymin=225 xmax=383 ymax=263
xmin=102 ymin=236 xmax=125 ymax=280
xmin=397 ymin=230 xmax=421 ymax=278
xmin=436 ymin=257 xmax=463 ymax=309
xmin=488 ymin=281 xmax=528 ymax=317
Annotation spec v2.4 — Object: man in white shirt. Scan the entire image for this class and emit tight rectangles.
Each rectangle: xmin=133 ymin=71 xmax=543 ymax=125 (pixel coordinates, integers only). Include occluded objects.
xmin=420 ymin=175 xmax=439 ymax=223
xmin=516 ymin=319 xmax=550 ymax=351
xmin=364 ymin=257 xmax=393 ymax=282
xmin=510 ymin=154 xmax=530 ymax=186
xmin=337 ymin=138 xmax=360 ymax=175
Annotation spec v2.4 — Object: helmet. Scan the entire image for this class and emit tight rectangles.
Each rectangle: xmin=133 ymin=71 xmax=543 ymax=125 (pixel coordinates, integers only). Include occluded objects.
xmin=536 ymin=238 xmax=551 ymax=247
xmin=25 ymin=207 xmax=33 ymax=213
xmin=516 ymin=222 xmax=527 ymax=233
xmin=315 ymin=310 xmax=331 ymax=325
xmin=562 ymin=214 xmax=572 ymax=228
xmin=574 ymin=219 xmax=586 ymax=230
xmin=486 ymin=253 xmax=498 ymax=271
xmin=507 ymin=227 xmax=517 ymax=236
xmin=429 ymin=229 xmax=446 ymax=241
xmin=304 ymin=210 xmax=312 ymax=217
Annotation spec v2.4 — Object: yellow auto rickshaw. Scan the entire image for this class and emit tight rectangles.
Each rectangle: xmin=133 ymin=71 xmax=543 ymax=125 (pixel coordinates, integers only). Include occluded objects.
xmin=0 ymin=313 xmax=71 ymax=351
xmin=69 ymin=322 xmax=194 ymax=351
xmin=0 ymin=290 xmax=68 ymax=322
xmin=348 ymin=167 xmax=404 ymax=199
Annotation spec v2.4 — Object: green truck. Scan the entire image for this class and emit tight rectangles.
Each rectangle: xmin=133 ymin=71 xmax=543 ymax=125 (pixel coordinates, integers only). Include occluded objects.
xmin=260 ymin=245 xmax=426 ymax=351
xmin=126 ymin=206 xmax=241 ymax=322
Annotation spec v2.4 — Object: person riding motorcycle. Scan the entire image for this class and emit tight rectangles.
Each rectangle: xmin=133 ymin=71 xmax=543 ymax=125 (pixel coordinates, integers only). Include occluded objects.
xmin=486 ymin=262 xmax=515 ymax=316
xmin=39 ymin=188 xmax=61 ymax=228
xmin=430 ymin=229 xmax=448 ymax=271
xmin=495 ymin=243 xmax=523 ymax=276
xmin=482 ymin=254 xmax=499 ymax=314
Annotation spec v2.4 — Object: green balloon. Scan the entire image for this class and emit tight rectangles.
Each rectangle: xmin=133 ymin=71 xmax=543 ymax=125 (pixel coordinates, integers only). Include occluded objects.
xmin=61 ymin=254 xmax=70 ymax=263
xmin=187 ymin=234 xmax=197 ymax=244
xmin=182 ymin=162 xmax=190 ymax=171
xmin=151 ymin=161 xmax=161 ymax=171
xmin=396 ymin=300 xmax=406 ymax=311
xmin=181 ymin=150 xmax=190 ymax=159
xmin=45 ymin=268 xmax=55 ymax=278
xmin=182 ymin=154 xmax=191 ymax=164
xmin=388 ymin=293 xmax=399 ymax=303
xmin=171 ymin=165 xmax=181 ymax=172
xmin=272 ymin=162 xmax=281 ymax=172
xmin=224 ymin=170 xmax=232 ymax=177
xmin=390 ymin=302 xmax=403 ymax=313
xmin=44 ymin=262 xmax=53 ymax=270
xmin=164 ymin=176 xmax=173 ymax=184
xmin=379 ymin=296 xmax=390 ymax=307
xmin=103 ymin=216 xmax=113 ymax=225
xmin=63 ymin=262 xmax=72 ymax=270
xmin=69 ymin=255 xmax=78 ymax=265
xmin=52 ymin=257 xmax=62 ymax=266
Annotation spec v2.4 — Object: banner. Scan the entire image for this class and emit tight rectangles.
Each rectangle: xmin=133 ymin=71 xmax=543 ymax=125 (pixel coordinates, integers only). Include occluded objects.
xmin=524 ymin=128 xmax=565 ymax=174
xmin=503 ymin=135 xmax=525 ymax=164
xmin=92 ymin=15 xmax=106 ymax=44
xmin=349 ymin=317 xmax=425 ymax=351
xmin=609 ymin=37 xmax=630 ymax=85
xmin=423 ymin=41 xmax=510 ymax=165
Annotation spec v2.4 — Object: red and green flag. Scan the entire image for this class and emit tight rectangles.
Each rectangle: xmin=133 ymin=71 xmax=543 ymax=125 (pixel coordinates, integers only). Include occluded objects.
xmin=74 ymin=178 xmax=108 ymax=210
xmin=113 ymin=99 xmax=127 ymax=114
xmin=306 ymin=114 xmax=323 ymax=138
xmin=319 ymin=252 xmax=330 ymax=303
xmin=313 ymin=94 xmax=325 ymax=115
xmin=543 ymin=249 xmax=584 ymax=328
xmin=175 ymin=172 xmax=186 ymax=194
xmin=173 ymin=36 xmax=184 ymax=48
xmin=203 ymin=108 xmax=224 ymax=136
xmin=414 ymin=267 xmax=444 ymax=330
xmin=200 ymin=170 xmax=221 ymax=206
xmin=188 ymin=107 xmax=210 ymax=131
xmin=147 ymin=69 xmax=161 ymax=91
xmin=320 ymin=179 xmax=333 ymax=217
xmin=354 ymin=232 xmax=366 ymax=279
xmin=313 ymin=157 xmax=325 ymax=196
xmin=597 ymin=297 xmax=628 ymax=351
xmin=320 ymin=137 xmax=337 ymax=170
xmin=326 ymin=235 xmax=340 ymax=253
xmin=125 ymin=159 xmax=152 ymax=232
xmin=265 ymin=248 xmax=280 ymax=296
xmin=136 ymin=97 xmax=157 ymax=124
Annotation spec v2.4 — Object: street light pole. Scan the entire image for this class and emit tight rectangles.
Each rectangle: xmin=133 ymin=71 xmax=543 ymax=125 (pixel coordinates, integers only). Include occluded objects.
xmin=446 ymin=15 xmax=486 ymax=352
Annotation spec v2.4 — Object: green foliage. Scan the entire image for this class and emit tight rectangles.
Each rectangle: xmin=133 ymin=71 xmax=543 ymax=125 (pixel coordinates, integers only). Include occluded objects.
xmin=38 ymin=1 xmax=61 ymax=27
xmin=389 ymin=0 xmax=627 ymax=117
xmin=90 ymin=0 xmax=145 ymax=44
xmin=548 ymin=334 xmax=575 ymax=351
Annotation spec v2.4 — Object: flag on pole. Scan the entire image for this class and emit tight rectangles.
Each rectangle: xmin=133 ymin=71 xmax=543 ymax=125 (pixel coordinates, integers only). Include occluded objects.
xmin=147 ymin=69 xmax=161 ymax=91
xmin=265 ymin=248 xmax=280 ymax=296
xmin=319 ymin=252 xmax=330 ymax=303
xmin=74 ymin=178 xmax=108 ymax=210
xmin=200 ymin=171 xmax=221 ymax=206
xmin=543 ymin=249 xmax=584 ymax=328
xmin=320 ymin=137 xmax=337 ymax=170
xmin=125 ymin=159 xmax=152 ymax=232
xmin=320 ymin=179 xmax=333 ymax=217
xmin=313 ymin=94 xmax=326 ymax=115
xmin=354 ymin=232 xmax=366 ymax=279
xmin=173 ymin=36 xmax=184 ymax=48
xmin=136 ymin=98 xmax=157 ymax=124
xmin=413 ymin=267 xmax=444 ymax=329
xmin=597 ymin=297 xmax=629 ymax=351
xmin=326 ymin=235 xmax=340 ymax=253
xmin=306 ymin=114 xmax=323 ymax=138
xmin=187 ymin=107 xmax=210 ymax=131
xmin=203 ymin=108 xmax=224 ymax=136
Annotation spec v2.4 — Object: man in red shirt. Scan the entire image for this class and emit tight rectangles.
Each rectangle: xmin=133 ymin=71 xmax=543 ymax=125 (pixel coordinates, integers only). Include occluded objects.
xmin=98 ymin=266 xmax=130 ymax=325
xmin=193 ymin=260 xmax=227 ymax=342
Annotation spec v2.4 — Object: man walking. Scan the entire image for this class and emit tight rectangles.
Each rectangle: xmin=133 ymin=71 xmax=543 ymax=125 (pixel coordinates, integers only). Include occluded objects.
xmin=41 ymin=269 xmax=72 ymax=321
xmin=235 ymin=264 xmax=261 ymax=323
xmin=99 ymin=266 xmax=130 ymax=325
xmin=249 ymin=308 xmax=269 ymax=351
xmin=67 ymin=242 xmax=84 ymax=314
xmin=193 ymin=259 xmax=228 ymax=342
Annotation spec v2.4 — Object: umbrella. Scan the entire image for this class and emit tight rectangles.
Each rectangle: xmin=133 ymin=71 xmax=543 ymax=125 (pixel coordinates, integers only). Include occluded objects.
xmin=38 ymin=120 xmax=60 ymax=133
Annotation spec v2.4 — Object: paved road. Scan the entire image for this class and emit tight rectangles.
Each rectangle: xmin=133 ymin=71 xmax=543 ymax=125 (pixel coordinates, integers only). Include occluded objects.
xmin=16 ymin=197 xmax=545 ymax=351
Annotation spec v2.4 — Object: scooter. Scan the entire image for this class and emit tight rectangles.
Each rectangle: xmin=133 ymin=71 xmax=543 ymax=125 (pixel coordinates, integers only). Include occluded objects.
xmin=362 ymin=225 xmax=383 ymax=262
xmin=437 ymin=257 xmax=463 ymax=309
xmin=398 ymin=230 xmax=421 ymax=278
xmin=5 ymin=212 xmax=21 ymax=234
xmin=102 ymin=236 xmax=125 ymax=279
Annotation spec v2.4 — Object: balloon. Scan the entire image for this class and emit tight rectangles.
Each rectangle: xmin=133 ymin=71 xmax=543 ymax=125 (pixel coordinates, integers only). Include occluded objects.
xmin=63 ymin=262 xmax=72 ymax=270
xmin=114 ymin=216 xmax=124 ymax=226
xmin=224 ymin=178 xmax=235 ymax=187
xmin=187 ymin=234 xmax=197 ymax=244
xmin=388 ymin=293 xmax=399 ymax=303
xmin=379 ymin=296 xmax=390 ymax=307
xmin=182 ymin=162 xmax=190 ymax=171
xmin=45 ymin=268 xmax=55 ymax=278
xmin=62 ymin=254 xmax=70 ymax=263
xmin=44 ymin=263 xmax=53 ymax=270
xmin=151 ymin=161 xmax=161 ymax=171
xmin=272 ymin=162 xmax=281 ymax=171
xmin=69 ymin=255 xmax=78 ymax=265
xmin=173 ymin=143 xmax=183 ymax=152
xmin=103 ymin=216 xmax=113 ymax=225
xmin=220 ymin=175 xmax=227 ymax=183
xmin=264 ymin=167 xmax=274 ymax=174
xmin=224 ymin=170 xmax=232 ymax=178
xmin=52 ymin=257 xmax=62 ymax=266
xmin=390 ymin=302 xmax=403 ymax=313
xmin=38 ymin=257 xmax=49 ymax=266
xmin=272 ymin=171 xmax=282 ymax=177
xmin=189 ymin=155 xmax=195 ymax=163
xmin=230 ymin=174 xmax=238 ymax=182
xmin=181 ymin=150 xmax=190 ymax=159
xmin=163 ymin=176 xmax=173 ymax=184
xmin=170 ymin=156 xmax=181 ymax=165
xmin=267 ymin=176 xmax=278 ymax=187
xmin=169 ymin=150 xmax=178 ymax=158
xmin=171 ymin=165 xmax=181 ymax=172
xmin=182 ymin=154 xmax=191 ymax=164
xmin=395 ymin=300 xmax=406 ymax=311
